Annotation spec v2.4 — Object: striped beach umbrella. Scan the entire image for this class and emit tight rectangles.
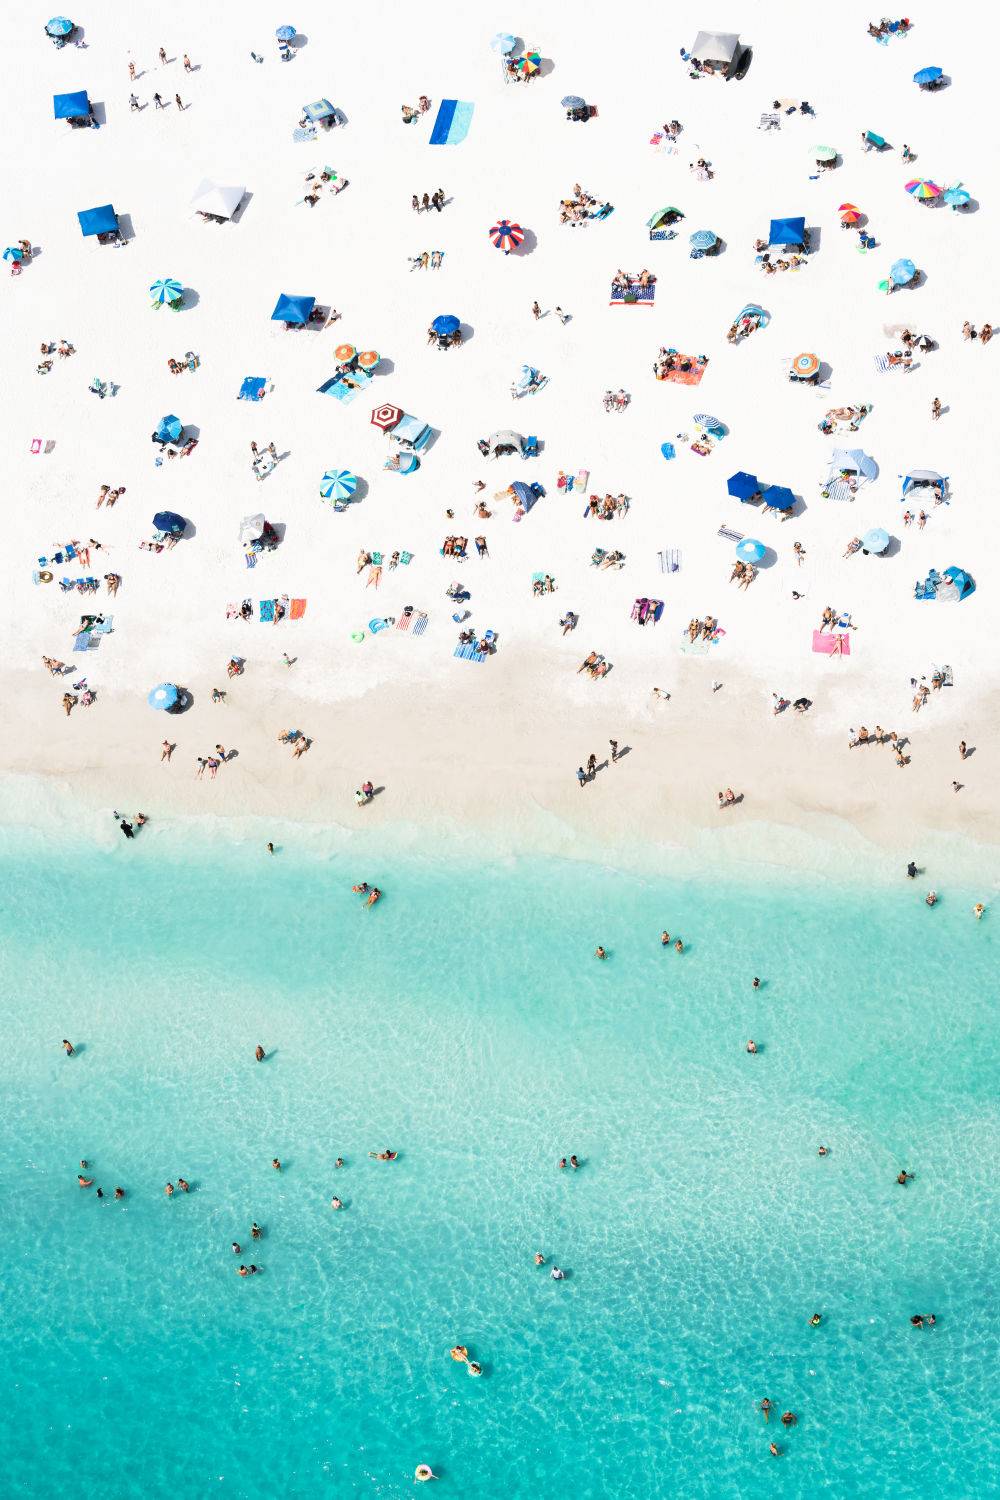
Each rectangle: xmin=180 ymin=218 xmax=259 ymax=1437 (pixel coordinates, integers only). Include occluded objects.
xmin=320 ymin=469 xmax=357 ymax=501
xmin=334 ymin=343 xmax=357 ymax=362
xmin=693 ymin=413 xmax=724 ymax=432
xmin=689 ymin=229 xmax=717 ymax=249
xmin=812 ymin=145 xmax=837 ymax=160
xmin=518 ymin=51 xmax=540 ymax=74
xmin=370 ymin=403 xmax=402 ymax=431
xmin=491 ymin=32 xmax=516 ymax=53
xmin=792 ymin=352 xmax=820 ymax=377
xmin=905 ymin=179 xmax=941 ymax=199
xmin=150 ymin=277 xmax=183 ymax=305
xmin=3 ymin=245 xmax=23 ymax=261
xmin=357 ymin=349 xmax=380 ymax=368
xmin=839 ymin=206 xmax=861 ymax=224
xmin=489 ymin=219 xmax=524 ymax=251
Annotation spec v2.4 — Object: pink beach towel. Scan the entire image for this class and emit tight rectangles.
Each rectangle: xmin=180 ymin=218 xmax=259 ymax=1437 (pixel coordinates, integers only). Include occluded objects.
xmin=289 ymin=598 xmax=306 ymax=620
xmin=812 ymin=630 xmax=850 ymax=657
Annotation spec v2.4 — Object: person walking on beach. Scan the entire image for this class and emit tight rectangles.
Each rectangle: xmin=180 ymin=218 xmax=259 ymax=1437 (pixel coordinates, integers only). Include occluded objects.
xmin=959 ymin=741 xmax=967 ymax=760
xmin=153 ymin=93 xmax=164 ymax=109
xmin=158 ymin=46 xmax=167 ymax=65
xmin=129 ymin=93 xmax=140 ymax=112
xmin=931 ymin=397 xmax=941 ymax=420
xmin=587 ymin=753 xmax=597 ymax=776
xmin=554 ymin=307 xmax=569 ymax=325
xmin=609 ymin=739 xmax=618 ymax=763
xmin=576 ymin=766 xmax=586 ymax=788
xmin=412 ymin=195 xmax=420 ymax=213
xmin=183 ymin=55 xmax=193 ymax=72
xmin=161 ymin=740 xmax=172 ymax=762
xmin=532 ymin=301 xmax=541 ymax=320
xmin=175 ymin=93 xmax=184 ymax=110
xmin=128 ymin=59 xmax=136 ymax=82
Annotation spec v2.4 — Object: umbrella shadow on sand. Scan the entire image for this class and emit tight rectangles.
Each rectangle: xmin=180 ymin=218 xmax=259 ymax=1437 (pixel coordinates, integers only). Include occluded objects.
xmin=511 ymin=228 xmax=538 ymax=257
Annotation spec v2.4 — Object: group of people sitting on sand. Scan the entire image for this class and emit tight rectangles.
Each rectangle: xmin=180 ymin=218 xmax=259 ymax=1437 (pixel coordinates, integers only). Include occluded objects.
xmin=687 ymin=615 xmax=718 ymax=642
xmin=585 ymin=493 xmax=629 ymax=520
xmin=576 ymin=651 xmax=608 ymax=680
xmin=729 ymin=561 xmax=757 ymax=589
xmin=558 ymin=183 xmax=608 ymax=225
xmin=850 ymin=726 xmax=907 ymax=765
xmin=613 ymin=268 xmax=655 ymax=289
xmin=654 ymin=347 xmax=709 ymax=376
xmin=602 ymin=389 xmax=630 ymax=412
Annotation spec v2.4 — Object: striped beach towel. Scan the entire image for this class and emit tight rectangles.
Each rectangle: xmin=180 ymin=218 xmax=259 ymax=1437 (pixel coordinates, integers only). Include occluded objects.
xmin=396 ymin=610 xmax=413 ymax=632
xmin=659 ymin=549 xmax=681 ymax=573
xmin=430 ymin=99 xmax=474 ymax=145
xmin=412 ymin=613 xmax=428 ymax=636
xmin=717 ymin=526 xmax=744 ymax=542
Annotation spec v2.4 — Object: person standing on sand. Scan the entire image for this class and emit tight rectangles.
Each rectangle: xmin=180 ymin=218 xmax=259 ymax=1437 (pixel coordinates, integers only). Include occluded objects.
xmin=183 ymin=55 xmax=193 ymax=72
xmin=532 ymin=301 xmax=541 ymax=320
xmin=161 ymin=740 xmax=172 ymax=762
xmin=128 ymin=59 xmax=136 ymax=82
xmin=576 ymin=766 xmax=586 ymax=788
xmin=931 ymin=397 xmax=941 ymax=420
xmin=158 ymin=46 xmax=167 ymax=65
xmin=609 ymin=739 xmax=618 ymax=763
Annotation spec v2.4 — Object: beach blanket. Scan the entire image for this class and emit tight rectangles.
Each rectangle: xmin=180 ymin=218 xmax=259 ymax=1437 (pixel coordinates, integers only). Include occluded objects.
xmin=679 ymin=634 xmax=710 ymax=655
xmin=412 ymin=613 xmax=428 ymax=636
xmin=396 ymin=610 xmax=413 ymax=632
xmin=430 ymin=100 xmax=474 ymax=145
xmin=873 ymin=353 xmax=906 ymax=374
xmin=717 ymin=526 xmax=744 ymax=542
xmin=823 ymin=478 xmax=858 ymax=501
xmin=238 ymin=377 xmax=266 ymax=401
xmin=259 ymin=599 xmax=275 ymax=622
xmin=658 ymin=363 xmax=707 ymax=387
xmin=73 ymin=633 xmax=91 ymax=652
xmin=289 ymin=598 xmax=307 ymax=620
xmin=609 ymin=283 xmax=655 ymax=306
xmin=812 ymin=630 xmax=851 ymax=656
xmin=245 ymin=551 xmax=257 ymax=568
xmin=659 ymin=549 xmax=681 ymax=573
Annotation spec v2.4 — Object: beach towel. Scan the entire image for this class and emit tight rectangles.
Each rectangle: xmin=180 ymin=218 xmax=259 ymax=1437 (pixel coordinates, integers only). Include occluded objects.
xmin=289 ymin=598 xmax=306 ymax=620
xmin=226 ymin=603 xmax=238 ymax=618
xmin=812 ymin=630 xmax=850 ymax=656
xmin=430 ymin=99 xmax=474 ymax=145
xmin=400 ymin=551 xmax=412 ymax=565
xmin=873 ymin=353 xmax=906 ymax=374
xmin=73 ymin=633 xmax=91 ymax=652
xmin=659 ymin=549 xmax=681 ymax=573
xmin=609 ymin=283 xmax=656 ymax=306
xmin=259 ymin=599 xmax=275 ymax=622
xmin=717 ymin=526 xmax=744 ymax=542
xmin=679 ymin=634 xmax=710 ymax=655
xmin=396 ymin=609 xmax=413 ymax=632
xmin=660 ymin=443 xmax=675 ymax=461
xmin=659 ymin=363 xmax=707 ymax=387
xmin=238 ymin=377 xmax=266 ymax=401
xmin=412 ymin=613 xmax=428 ymax=636
xmin=823 ymin=479 xmax=858 ymax=502
xmin=245 ymin=550 xmax=257 ymax=568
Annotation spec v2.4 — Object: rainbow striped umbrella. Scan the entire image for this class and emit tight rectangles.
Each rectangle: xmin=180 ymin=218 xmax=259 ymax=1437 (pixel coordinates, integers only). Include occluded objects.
xmin=905 ymin=179 xmax=941 ymax=199
xmin=489 ymin=219 xmax=524 ymax=251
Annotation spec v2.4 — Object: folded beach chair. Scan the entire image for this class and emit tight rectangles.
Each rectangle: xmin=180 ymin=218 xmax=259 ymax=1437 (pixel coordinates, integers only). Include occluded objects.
xmin=289 ymin=598 xmax=306 ymax=620
xmin=259 ymin=599 xmax=275 ymax=622
xmin=591 ymin=548 xmax=607 ymax=566
xmin=412 ymin=613 xmax=428 ymax=636
xmin=717 ymin=526 xmax=744 ymax=542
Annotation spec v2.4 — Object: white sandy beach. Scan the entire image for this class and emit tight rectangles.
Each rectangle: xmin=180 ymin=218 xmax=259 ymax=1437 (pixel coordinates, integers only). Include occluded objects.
xmin=6 ymin=0 xmax=999 ymax=868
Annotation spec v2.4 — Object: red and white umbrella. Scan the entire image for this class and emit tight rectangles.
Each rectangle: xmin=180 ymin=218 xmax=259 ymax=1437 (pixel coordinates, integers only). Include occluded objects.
xmin=370 ymin=403 xmax=402 ymax=431
xmin=489 ymin=219 xmax=524 ymax=252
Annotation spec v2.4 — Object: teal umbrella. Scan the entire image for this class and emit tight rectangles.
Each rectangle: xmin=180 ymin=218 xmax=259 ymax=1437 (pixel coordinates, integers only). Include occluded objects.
xmin=148 ymin=683 xmax=178 ymax=710
xmin=150 ymin=277 xmax=183 ymax=306
xmin=862 ymin=527 xmax=889 ymax=554
xmin=735 ymin=538 xmax=765 ymax=563
xmin=320 ymin=469 xmax=357 ymax=501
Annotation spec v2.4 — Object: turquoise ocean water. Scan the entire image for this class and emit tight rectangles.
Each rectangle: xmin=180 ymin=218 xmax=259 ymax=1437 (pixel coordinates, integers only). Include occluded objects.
xmin=4 ymin=822 xmax=1000 ymax=1499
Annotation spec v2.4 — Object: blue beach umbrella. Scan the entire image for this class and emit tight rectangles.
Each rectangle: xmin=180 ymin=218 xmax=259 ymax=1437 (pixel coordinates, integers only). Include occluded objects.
xmin=46 ymin=16 xmax=74 ymax=35
xmin=491 ymin=32 xmax=516 ymax=53
xmin=763 ymin=485 xmax=795 ymax=512
xmin=320 ymin=468 xmax=357 ymax=500
xmin=155 ymin=415 xmax=183 ymax=444
xmin=689 ymin=228 xmax=717 ymax=249
xmin=152 ymin=510 xmax=185 ymax=534
xmin=890 ymin=258 xmax=916 ymax=284
xmin=861 ymin=527 xmax=889 ymax=553
xmin=943 ymin=185 xmax=970 ymax=208
xmin=150 ymin=277 xmax=183 ymax=305
xmin=271 ymin=292 xmax=315 ymax=324
xmin=735 ymin=538 xmax=766 ymax=563
xmin=3 ymin=246 xmax=23 ymax=262
xmin=727 ymin=471 xmax=759 ymax=499
xmin=561 ymin=96 xmax=587 ymax=109
xmin=148 ymin=683 xmax=178 ymax=710
xmin=275 ymin=24 xmax=296 ymax=40
xmin=913 ymin=66 xmax=942 ymax=85
xmin=431 ymin=314 xmax=460 ymax=336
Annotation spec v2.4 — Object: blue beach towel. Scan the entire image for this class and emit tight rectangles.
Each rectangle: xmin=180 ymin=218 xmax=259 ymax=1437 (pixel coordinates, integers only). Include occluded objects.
xmin=259 ymin=599 xmax=275 ymax=622
xmin=73 ymin=633 xmax=91 ymax=652
xmin=412 ymin=614 xmax=428 ymax=636
xmin=430 ymin=99 xmax=474 ymax=145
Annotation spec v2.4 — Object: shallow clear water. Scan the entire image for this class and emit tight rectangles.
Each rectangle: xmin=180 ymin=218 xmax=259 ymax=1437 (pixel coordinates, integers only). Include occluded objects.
xmin=3 ymin=825 xmax=999 ymax=1498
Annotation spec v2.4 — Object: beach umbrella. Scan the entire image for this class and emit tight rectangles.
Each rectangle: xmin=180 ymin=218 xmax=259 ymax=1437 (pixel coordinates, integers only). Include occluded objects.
xmin=890 ymin=258 xmax=916 ymax=283
xmin=320 ymin=469 xmax=357 ymax=501
xmin=689 ymin=229 xmax=717 ymax=249
xmin=334 ymin=343 xmax=357 ymax=362
xmin=148 ymin=683 xmax=178 ymax=711
xmin=271 ymin=292 xmax=315 ymax=324
xmin=3 ymin=246 xmax=23 ymax=262
xmin=812 ymin=145 xmax=837 ymax=160
xmin=46 ymin=16 xmax=74 ymax=35
xmin=509 ymin=480 xmax=535 ymax=507
xmin=693 ymin=413 xmax=724 ymax=433
xmin=155 ymin=415 xmax=183 ymax=443
xmin=431 ymin=314 xmax=460 ymax=337
xmin=490 ymin=220 xmax=524 ymax=251
xmin=357 ymin=349 xmax=380 ymax=369
xmin=152 ymin=510 xmax=185 ymax=535
xmin=905 ymin=179 xmax=941 ymax=199
xmin=189 ymin=180 xmax=245 ymax=219
xmin=943 ymin=185 xmax=970 ymax=208
xmin=861 ymin=527 xmax=889 ymax=554
xmin=913 ymin=66 xmax=942 ymax=85
xmin=561 ymin=96 xmax=587 ymax=110
xmin=371 ymin=403 xmax=402 ymax=432
xmin=839 ymin=207 xmax=861 ymax=224
xmin=763 ymin=485 xmax=795 ymax=511
xmin=491 ymin=32 xmax=516 ymax=53
xmin=791 ymin=352 xmax=820 ymax=377
xmin=768 ymin=215 xmax=805 ymax=245
xmin=839 ymin=203 xmax=860 ymax=214
xmin=275 ymin=24 xmax=297 ymax=40
xmin=149 ymin=277 xmax=183 ymax=305
xmin=738 ymin=303 xmax=767 ymax=321
xmin=727 ymin=471 xmax=759 ymax=499
xmin=735 ymin=538 xmax=766 ymax=564
xmin=239 ymin=514 xmax=265 ymax=545
xmin=518 ymin=52 xmax=540 ymax=74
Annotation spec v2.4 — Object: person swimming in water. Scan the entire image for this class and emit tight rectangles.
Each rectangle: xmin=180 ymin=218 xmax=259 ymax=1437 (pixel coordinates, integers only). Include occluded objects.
xmin=237 ymin=1264 xmax=249 ymax=1276
xmin=769 ymin=1442 xmax=780 ymax=1457
xmin=177 ymin=1178 xmax=189 ymax=1192
xmin=272 ymin=1159 xmax=281 ymax=1171
xmin=468 ymin=1361 xmax=482 ymax=1376
xmin=558 ymin=1158 xmax=567 ymax=1169
xmin=550 ymin=1267 xmax=565 ymax=1280
xmin=450 ymin=1346 xmax=469 ymax=1362
xmin=752 ymin=977 xmax=760 ymax=990
xmin=746 ymin=1040 xmax=757 ymax=1054
xmin=817 ymin=1146 xmax=828 ymax=1156
xmin=255 ymin=1045 xmax=265 ymax=1062
xmin=594 ymin=946 xmax=607 ymax=959
xmin=165 ymin=1182 xmax=174 ymax=1196
xmin=757 ymin=1398 xmax=774 ymax=1423
xmin=534 ymin=1253 xmax=546 ymax=1265
xmin=925 ymin=891 xmax=938 ymax=906
xmin=674 ymin=940 xmax=683 ymax=954
xmin=78 ymin=1174 xmax=93 ymax=1187
xmin=252 ymin=1223 xmax=261 ymax=1240
xmin=570 ymin=1155 xmax=579 ymax=1170
xmin=808 ymin=1313 xmax=822 ymax=1327
xmin=114 ymin=1187 xmax=125 ymax=1199
xmin=897 ymin=1170 xmax=914 ymax=1185
xmin=661 ymin=931 xmax=669 ymax=946
xmin=374 ymin=1149 xmax=396 ymax=1161
xmin=331 ymin=1197 xmax=344 ymax=1210
xmin=363 ymin=888 xmax=381 ymax=909
xmin=233 ymin=1242 xmax=242 ymax=1254
xmin=780 ymin=1412 xmax=797 ymax=1427
xmin=335 ymin=1158 xmax=344 ymax=1168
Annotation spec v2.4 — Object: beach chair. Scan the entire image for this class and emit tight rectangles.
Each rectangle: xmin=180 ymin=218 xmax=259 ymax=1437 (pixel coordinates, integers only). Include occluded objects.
xmin=92 ymin=616 xmax=113 ymax=634
xmin=523 ymin=435 xmax=538 ymax=458
xmin=717 ymin=526 xmax=744 ymax=542
xmin=400 ymin=551 xmax=412 ymax=565
xmin=591 ymin=548 xmax=607 ymax=567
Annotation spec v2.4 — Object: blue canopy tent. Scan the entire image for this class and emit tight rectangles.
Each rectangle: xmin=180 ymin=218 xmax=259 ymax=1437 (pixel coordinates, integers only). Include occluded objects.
xmin=768 ymin=215 xmax=806 ymax=246
xmin=302 ymin=99 xmax=337 ymax=123
xmin=54 ymin=90 xmax=90 ymax=120
xmin=735 ymin=538 xmax=766 ymax=563
xmin=77 ymin=203 xmax=118 ymax=237
xmin=940 ymin=567 xmax=973 ymax=600
xmin=152 ymin=510 xmax=185 ymax=534
xmin=390 ymin=413 xmax=432 ymax=450
xmin=727 ymin=471 xmax=759 ymax=500
xmin=271 ymin=293 xmax=315 ymax=325
xmin=148 ymin=684 xmax=178 ymax=711
xmin=890 ymin=258 xmax=916 ymax=284
xmin=861 ymin=527 xmax=890 ymax=554
xmin=828 ymin=448 xmax=877 ymax=483
xmin=154 ymin=416 xmax=183 ymax=444
xmin=431 ymin=314 xmax=460 ymax=336
xmin=763 ymin=485 xmax=796 ymax=512
xmin=901 ymin=468 xmax=947 ymax=501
